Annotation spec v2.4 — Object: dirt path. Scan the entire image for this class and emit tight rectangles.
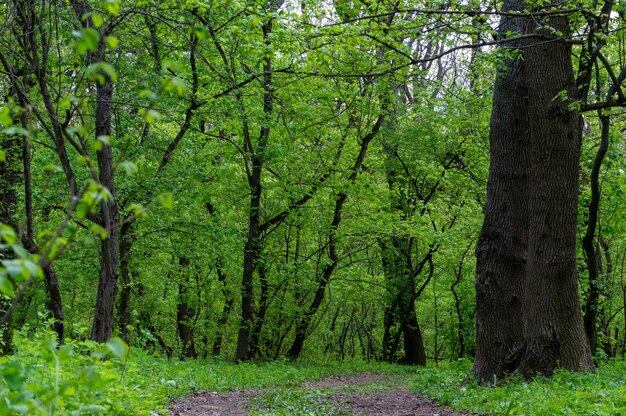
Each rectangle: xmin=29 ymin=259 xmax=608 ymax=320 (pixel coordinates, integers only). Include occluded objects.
xmin=168 ymin=372 xmax=473 ymax=416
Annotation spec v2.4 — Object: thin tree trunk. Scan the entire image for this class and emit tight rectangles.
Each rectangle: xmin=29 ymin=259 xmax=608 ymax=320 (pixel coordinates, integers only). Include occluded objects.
xmin=598 ymin=237 xmax=613 ymax=356
xmin=582 ymin=114 xmax=610 ymax=354
xmin=69 ymin=0 xmax=120 ymax=343
xmin=177 ymin=284 xmax=197 ymax=359
xmin=249 ymin=263 xmax=269 ymax=358
xmin=90 ymin=69 xmax=119 ymax=342
xmin=118 ymin=221 xmax=132 ymax=342
xmin=212 ymin=261 xmax=233 ymax=357
xmin=286 ymin=114 xmax=384 ymax=359
xmin=20 ymin=94 xmax=65 ymax=342
xmin=0 ymin=110 xmax=22 ymax=353
xmin=236 ymin=17 xmax=274 ymax=361
xmin=452 ymin=241 xmax=472 ymax=358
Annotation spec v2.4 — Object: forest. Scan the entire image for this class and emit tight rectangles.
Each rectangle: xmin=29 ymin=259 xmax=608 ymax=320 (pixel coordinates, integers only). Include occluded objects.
xmin=1 ymin=0 xmax=626 ymax=414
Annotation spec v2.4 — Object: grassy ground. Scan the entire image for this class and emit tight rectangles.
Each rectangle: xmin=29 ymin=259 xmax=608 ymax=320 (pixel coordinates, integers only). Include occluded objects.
xmin=3 ymin=331 xmax=626 ymax=415
xmin=248 ymin=373 xmax=416 ymax=415
xmin=0 ymin=330 xmax=411 ymax=415
xmin=412 ymin=359 xmax=626 ymax=415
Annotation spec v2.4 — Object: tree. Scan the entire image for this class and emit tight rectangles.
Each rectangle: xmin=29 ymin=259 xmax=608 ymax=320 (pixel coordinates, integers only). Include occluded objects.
xmin=474 ymin=1 xmax=593 ymax=381
xmin=473 ymin=0 xmax=529 ymax=380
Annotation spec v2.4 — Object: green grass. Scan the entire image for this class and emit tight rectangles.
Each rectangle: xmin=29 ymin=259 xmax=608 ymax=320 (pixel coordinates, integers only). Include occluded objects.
xmin=412 ymin=359 xmax=626 ymax=415
xmin=0 ymin=330 xmax=410 ymax=415
xmin=250 ymin=388 xmax=348 ymax=416
xmin=7 ymin=331 xmax=625 ymax=416
xmin=249 ymin=372 xmax=415 ymax=415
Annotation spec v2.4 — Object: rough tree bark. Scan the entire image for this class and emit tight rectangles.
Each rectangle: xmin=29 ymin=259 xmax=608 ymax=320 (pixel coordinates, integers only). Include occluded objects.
xmin=517 ymin=13 xmax=592 ymax=375
xmin=472 ymin=0 xmax=529 ymax=381
xmin=89 ymin=39 xmax=119 ymax=344
xmin=474 ymin=4 xmax=593 ymax=380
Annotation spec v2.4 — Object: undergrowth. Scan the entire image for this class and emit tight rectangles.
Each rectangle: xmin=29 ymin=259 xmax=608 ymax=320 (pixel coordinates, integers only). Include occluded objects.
xmin=7 ymin=329 xmax=625 ymax=416
xmin=0 ymin=329 xmax=408 ymax=415
xmin=412 ymin=359 xmax=626 ymax=415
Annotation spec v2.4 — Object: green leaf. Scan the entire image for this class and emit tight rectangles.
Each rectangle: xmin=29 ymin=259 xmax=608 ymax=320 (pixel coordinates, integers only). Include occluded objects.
xmin=0 ymin=105 xmax=12 ymax=127
xmin=74 ymin=28 xmax=100 ymax=54
xmin=3 ymin=126 xmax=30 ymax=137
xmin=75 ymin=200 xmax=93 ymax=220
xmin=140 ymin=89 xmax=158 ymax=101
xmin=11 ymin=244 xmax=28 ymax=259
xmin=0 ymin=224 xmax=17 ymax=244
xmin=156 ymin=193 xmax=173 ymax=209
xmin=104 ymin=0 xmax=121 ymax=15
xmin=106 ymin=35 xmax=119 ymax=49
xmin=126 ymin=203 xmax=146 ymax=217
xmin=86 ymin=63 xmax=117 ymax=85
xmin=118 ymin=161 xmax=138 ymax=175
xmin=23 ymin=260 xmax=42 ymax=280
xmin=89 ymin=224 xmax=109 ymax=240
xmin=194 ymin=25 xmax=209 ymax=40
xmin=92 ymin=138 xmax=103 ymax=151
xmin=163 ymin=77 xmax=187 ymax=95
xmin=0 ymin=274 xmax=15 ymax=297
xmin=0 ymin=362 xmax=26 ymax=390
xmin=88 ymin=12 xmax=105 ymax=28
xmin=105 ymin=337 xmax=128 ymax=359
xmin=4 ymin=259 xmax=24 ymax=279
xmin=139 ymin=108 xmax=160 ymax=123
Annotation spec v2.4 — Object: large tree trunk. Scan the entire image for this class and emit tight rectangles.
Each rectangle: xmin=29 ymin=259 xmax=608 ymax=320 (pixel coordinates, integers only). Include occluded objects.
xmin=516 ymin=14 xmax=592 ymax=375
xmin=472 ymin=0 xmax=529 ymax=381
xmin=401 ymin=307 xmax=426 ymax=365
xmin=474 ymin=3 xmax=593 ymax=381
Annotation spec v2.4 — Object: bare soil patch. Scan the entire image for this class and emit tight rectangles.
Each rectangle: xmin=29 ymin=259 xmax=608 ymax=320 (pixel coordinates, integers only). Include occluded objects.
xmin=169 ymin=390 xmax=259 ymax=416
xmin=169 ymin=373 xmax=474 ymax=415
xmin=331 ymin=389 xmax=475 ymax=416
xmin=301 ymin=372 xmax=387 ymax=389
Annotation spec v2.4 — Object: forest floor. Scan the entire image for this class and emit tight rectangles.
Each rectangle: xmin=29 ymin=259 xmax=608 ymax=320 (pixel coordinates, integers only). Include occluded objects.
xmin=168 ymin=372 xmax=476 ymax=415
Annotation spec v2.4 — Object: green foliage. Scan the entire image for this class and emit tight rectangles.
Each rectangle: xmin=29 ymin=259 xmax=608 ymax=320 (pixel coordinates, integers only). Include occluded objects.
xmin=0 ymin=225 xmax=42 ymax=297
xmin=0 ymin=332 xmax=412 ymax=415
xmin=413 ymin=360 xmax=626 ymax=415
